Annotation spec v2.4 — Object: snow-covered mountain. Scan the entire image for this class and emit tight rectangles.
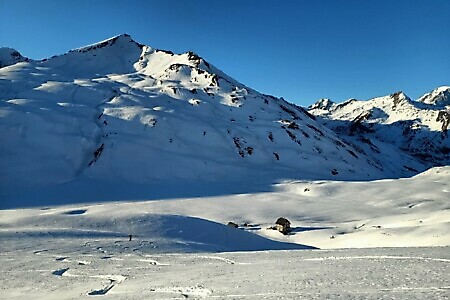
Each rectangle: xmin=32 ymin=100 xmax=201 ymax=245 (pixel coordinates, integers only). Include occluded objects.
xmin=309 ymin=88 xmax=450 ymax=173
xmin=417 ymin=86 xmax=450 ymax=107
xmin=1 ymin=37 xmax=449 ymax=294
xmin=0 ymin=34 xmax=407 ymax=205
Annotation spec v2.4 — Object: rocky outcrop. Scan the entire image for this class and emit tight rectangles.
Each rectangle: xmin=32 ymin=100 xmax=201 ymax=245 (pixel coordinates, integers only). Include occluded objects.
xmin=0 ymin=47 xmax=29 ymax=68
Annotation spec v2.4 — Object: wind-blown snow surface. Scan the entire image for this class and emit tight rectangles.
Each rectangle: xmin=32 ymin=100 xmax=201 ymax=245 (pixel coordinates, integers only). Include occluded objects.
xmin=1 ymin=246 xmax=449 ymax=299
xmin=0 ymin=169 xmax=448 ymax=299
xmin=1 ymin=166 xmax=449 ymax=252
xmin=1 ymin=166 xmax=449 ymax=298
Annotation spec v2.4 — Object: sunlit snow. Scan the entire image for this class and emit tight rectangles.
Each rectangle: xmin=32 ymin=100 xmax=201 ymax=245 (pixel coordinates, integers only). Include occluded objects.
xmin=1 ymin=35 xmax=449 ymax=299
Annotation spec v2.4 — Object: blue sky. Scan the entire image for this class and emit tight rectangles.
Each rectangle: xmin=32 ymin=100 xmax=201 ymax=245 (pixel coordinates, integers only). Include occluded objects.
xmin=1 ymin=0 xmax=449 ymax=106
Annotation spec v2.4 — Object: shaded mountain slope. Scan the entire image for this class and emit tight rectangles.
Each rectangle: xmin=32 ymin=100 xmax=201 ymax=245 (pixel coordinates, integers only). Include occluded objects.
xmin=0 ymin=35 xmax=404 ymax=206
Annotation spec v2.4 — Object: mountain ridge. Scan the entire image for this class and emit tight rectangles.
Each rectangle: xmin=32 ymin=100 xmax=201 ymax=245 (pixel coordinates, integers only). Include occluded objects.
xmin=309 ymin=87 xmax=450 ymax=172
xmin=0 ymin=35 xmax=448 ymax=205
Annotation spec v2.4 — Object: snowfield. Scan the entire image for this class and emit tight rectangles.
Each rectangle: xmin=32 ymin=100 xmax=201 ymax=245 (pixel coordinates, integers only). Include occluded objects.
xmin=2 ymin=166 xmax=449 ymax=252
xmin=1 ymin=245 xmax=449 ymax=299
xmin=1 ymin=166 xmax=449 ymax=298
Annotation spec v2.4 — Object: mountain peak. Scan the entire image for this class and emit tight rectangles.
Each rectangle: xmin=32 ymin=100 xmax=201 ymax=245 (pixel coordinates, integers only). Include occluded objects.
xmin=0 ymin=47 xmax=29 ymax=68
xmin=71 ymin=34 xmax=143 ymax=53
xmin=417 ymin=86 xmax=450 ymax=107
xmin=38 ymin=34 xmax=146 ymax=77
xmin=389 ymin=91 xmax=411 ymax=108
xmin=309 ymin=98 xmax=335 ymax=111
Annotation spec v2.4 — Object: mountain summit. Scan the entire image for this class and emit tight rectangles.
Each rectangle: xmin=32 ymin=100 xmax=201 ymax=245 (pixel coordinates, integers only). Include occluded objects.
xmin=0 ymin=47 xmax=29 ymax=68
xmin=309 ymin=89 xmax=450 ymax=171
xmin=417 ymin=86 xmax=450 ymax=107
xmin=0 ymin=35 xmax=446 ymax=205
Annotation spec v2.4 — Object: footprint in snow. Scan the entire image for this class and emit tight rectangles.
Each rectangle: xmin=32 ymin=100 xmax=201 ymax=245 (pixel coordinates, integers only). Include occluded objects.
xmin=150 ymin=286 xmax=212 ymax=298
xmin=138 ymin=258 xmax=168 ymax=266
xmin=52 ymin=267 xmax=69 ymax=276
xmin=197 ymin=256 xmax=236 ymax=265
xmin=55 ymin=256 xmax=70 ymax=262
xmin=87 ymin=275 xmax=126 ymax=296
xmin=88 ymin=280 xmax=116 ymax=296
xmin=64 ymin=209 xmax=87 ymax=215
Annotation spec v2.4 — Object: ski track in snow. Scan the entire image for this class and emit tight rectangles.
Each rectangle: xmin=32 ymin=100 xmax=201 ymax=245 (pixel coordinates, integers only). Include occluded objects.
xmin=195 ymin=255 xmax=237 ymax=265
xmin=1 ymin=246 xmax=449 ymax=299
xmin=149 ymin=286 xmax=213 ymax=298
xmin=86 ymin=275 xmax=127 ymax=296
xmin=303 ymin=255 xmax=450 ymax=263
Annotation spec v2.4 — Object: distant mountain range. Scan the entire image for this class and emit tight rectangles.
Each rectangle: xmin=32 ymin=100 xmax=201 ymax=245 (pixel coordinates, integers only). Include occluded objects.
xmin=309 ymin=86 xmax=450 ymax=173
xmin=1 ymin=34 xmax=448 ymax=204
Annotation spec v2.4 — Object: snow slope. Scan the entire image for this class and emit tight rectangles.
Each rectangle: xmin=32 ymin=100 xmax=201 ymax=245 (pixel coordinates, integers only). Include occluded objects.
xmin=1 ymin=166 xmax=448 ymax=251
xmin=0 ymin=166 xmax=449 ymax=297
xmin=0 ymin=34 xmax=422 ymax=207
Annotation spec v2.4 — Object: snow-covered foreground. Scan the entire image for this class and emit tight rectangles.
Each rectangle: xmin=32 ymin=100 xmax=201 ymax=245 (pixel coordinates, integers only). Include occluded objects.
xmin=1 ymin=244 xmax=449 ymax=299
xmin=1 ymin=166 xmax=448 ymax=251
xmin=1 ymin=169 xmax=449 ymax=298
